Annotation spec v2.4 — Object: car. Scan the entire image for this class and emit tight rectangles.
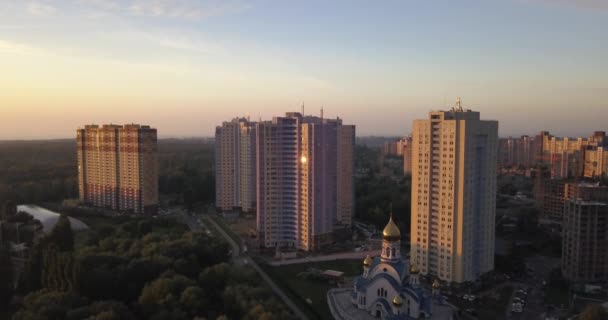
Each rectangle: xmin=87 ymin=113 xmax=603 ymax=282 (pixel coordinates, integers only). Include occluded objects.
xmin=465 ymin=308 xmax=477 ymax=316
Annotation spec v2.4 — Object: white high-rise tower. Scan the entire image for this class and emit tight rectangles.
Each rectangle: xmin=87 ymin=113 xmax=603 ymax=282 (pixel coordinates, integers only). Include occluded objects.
xmin=410 ymin=99 xmax=498 ymax=283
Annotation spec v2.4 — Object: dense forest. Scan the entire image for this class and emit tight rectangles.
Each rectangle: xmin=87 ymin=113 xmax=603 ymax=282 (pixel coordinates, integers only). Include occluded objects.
xmin=0 ymin=139 xmax=410 ymax=225
xmin=2 ymin=210 xmax=294 ymax=319
xmin=0 ymin=140 xmax=78 ymax=205
xmin=0 ymin=139 xmax=216 ymax=209
xmin=354 ymin=145 xmax=411 ymax=232
xmin=0 ymin=138 xmax=410 ymax=319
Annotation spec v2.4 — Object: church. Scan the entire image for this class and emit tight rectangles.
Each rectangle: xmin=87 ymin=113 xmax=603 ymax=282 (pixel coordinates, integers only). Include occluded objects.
xmin=327 ymin=216 xmax=454 ymax=320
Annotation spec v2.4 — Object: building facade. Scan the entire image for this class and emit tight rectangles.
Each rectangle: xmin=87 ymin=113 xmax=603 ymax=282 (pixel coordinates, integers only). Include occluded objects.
xmin=583 ymin=132 xmax=607 ymax=179
xmin=402 ymin=136 xmax=413 ymax=176
xmin=77 ymin=124 xmax=158 ymax=215
xmin=562 ymin=182 xmax=608 ymax=283
xmin=256 ymin=112 xmax=354 ymax=251
xmin=214 ymin=118 xmax=257 ymax=213
xmin=537 ymin=178 xmax=567 ymax=223
xmin=410 ymin=100 xmax=498 ymax=283
xmin=533 ymin=131 xmax=587 ymax=179
xmin=498 ymin=135 xmax=534 ymax=169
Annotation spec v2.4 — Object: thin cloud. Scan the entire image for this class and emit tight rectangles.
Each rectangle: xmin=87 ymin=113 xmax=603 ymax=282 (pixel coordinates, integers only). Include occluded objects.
xmin=154 ymin=36 xmax=223 ymax=54
xmin=75 ymin=0 xmax=122 ymax=11
xmin=129 ymin=0 xmax=250 ymax=20
xmin=519 ymin=0 xmax=608 ymax=11
xmin=98 ymin=29 xmax=224 ymax=54
xmin=26 ymin=2 xmax=57 ymax=17
xmin=76 ymin=0 xmax=250 ymax=20
xmin=0 ymin=39 xmax=45 ymax=55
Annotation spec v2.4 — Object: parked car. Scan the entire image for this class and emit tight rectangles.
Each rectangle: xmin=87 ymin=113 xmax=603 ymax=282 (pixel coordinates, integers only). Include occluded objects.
xmin=465 ymin=308 xmax=477 ymax=316
xmin=512 ymin=302 xmax=524 ymax=312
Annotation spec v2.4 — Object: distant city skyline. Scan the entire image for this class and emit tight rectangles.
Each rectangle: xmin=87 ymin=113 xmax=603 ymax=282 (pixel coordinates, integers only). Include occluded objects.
xmin=1 ymin=0 xmax=607 ymax=139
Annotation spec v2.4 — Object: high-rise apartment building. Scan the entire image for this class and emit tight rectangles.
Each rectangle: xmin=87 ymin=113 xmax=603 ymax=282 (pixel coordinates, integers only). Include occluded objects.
xmin=562 ymin=182 xmax=608 ymax=283
xmin=583 ymin=131 xmax=607 ymax=179
xmin=383 ymin=137 xmax=409 ymax=157
xmin=214 ymin=118 xmax=257 ymax=213
xmin=256 ymin=112 xmax=355 ymax=251
xmin=498 ymin=135 xmax=534 ymax=168
xmin=534 ymin=131 xmax=587 ymax=179
xmin=402 ymin=136 xmax=413 ymax=175
xmin=536 ymin=178 xmax=566 ymax=223
xmin=77 ymin=124 xmax=158 ymax=215
xmin=410 ymin=99 xmax=498 ymax=283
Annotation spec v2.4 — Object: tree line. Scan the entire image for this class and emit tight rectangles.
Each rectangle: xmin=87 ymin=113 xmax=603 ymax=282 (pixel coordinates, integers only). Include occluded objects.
xmin=7 ymin=211 xmax=294 ymax=320
xmin=0 ymin=139 xmax=217 ymax=209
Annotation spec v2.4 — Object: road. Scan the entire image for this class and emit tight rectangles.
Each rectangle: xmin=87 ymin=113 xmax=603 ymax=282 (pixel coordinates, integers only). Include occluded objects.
xmin=269 ymin=249 xmax=381 ymax=266
xmin=199 ymin=215 xmax=309 ymax=320
xmin=246 ymin=256 xmax=309 ymax=320
xmin=505 ymin=256 xmax=561 ymax=320
xmin=203 ymin=215 xmax=240 ymax=259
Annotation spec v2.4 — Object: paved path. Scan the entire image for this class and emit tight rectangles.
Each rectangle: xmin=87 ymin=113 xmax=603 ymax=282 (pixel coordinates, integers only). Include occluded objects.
xmin=203 ymin=216 xmax=240 ymax=259
xmin=269 ymin=249 xmax=381 ymax=266
xmin=201 ymin=215 xmax=308 ymax=320
xmin=247 ymin=256 xmax=309 ymax=320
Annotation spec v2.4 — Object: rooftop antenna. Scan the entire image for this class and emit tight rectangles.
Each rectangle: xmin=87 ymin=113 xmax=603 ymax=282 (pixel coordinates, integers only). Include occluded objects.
xmin=321 ymin=106 xmax=324 ymax=119
xmin=301 ymin=102 xmax=305 ymax=116
xmin=455 ymin=97 xmax=463 ymax=112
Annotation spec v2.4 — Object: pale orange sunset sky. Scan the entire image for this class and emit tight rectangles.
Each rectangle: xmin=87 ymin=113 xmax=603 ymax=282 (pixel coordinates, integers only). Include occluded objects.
xmin=1 ymin=0 xmax=607 ymax=139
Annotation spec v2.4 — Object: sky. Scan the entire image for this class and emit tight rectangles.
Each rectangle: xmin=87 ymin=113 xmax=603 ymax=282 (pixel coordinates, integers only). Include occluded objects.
xmin=0 ymin=0 xmax=607 ymax=139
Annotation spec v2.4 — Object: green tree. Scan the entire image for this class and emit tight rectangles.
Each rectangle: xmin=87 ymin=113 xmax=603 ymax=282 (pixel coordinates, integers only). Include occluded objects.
xmin=89 ymin=300 xmax=135 ymax=320
xmin=12 ymin=289 xmax=87 ymax=320
xmin=1 ymin=200 xmax=16 ymax=220
xmin=0 ymin=243 xmax=14 ymax=305
xmin=41 ymin=245 xmax=77 ymax=292
xmin=139 ymin=273 xmax=195 ymax=307
xmin=179 ymin=286 xmax=207 ymax=315
xmin=16 ymin=240 xmax=43 ymax=294
xmin=48 ymin=215 xmax=74 ymax=251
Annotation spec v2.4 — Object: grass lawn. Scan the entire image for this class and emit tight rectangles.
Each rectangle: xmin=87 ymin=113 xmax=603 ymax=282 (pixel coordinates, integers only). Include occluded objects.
xmin=544 ymin=285 xmax=569 ymax=308
xmin=264 ymin=259 xmax=363 ymax=320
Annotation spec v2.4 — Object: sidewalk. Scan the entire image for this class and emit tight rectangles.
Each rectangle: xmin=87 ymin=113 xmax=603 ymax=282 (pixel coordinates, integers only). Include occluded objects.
xmin=269 ymin=249 xmax=382 ymax=266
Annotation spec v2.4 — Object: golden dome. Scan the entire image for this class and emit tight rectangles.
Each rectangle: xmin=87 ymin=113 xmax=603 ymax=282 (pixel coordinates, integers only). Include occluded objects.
xmin=392 ymin=294 xmax=403 ymax=306
xmin=409 ymin=263 xmax=419 ymax=274
xmin=432 ymin=279 xmax=441 ymax=289
xmin=382 ymin=215 xmax=401 ymax=241
xmin=363 ymin=255 xmax=373 ymax=267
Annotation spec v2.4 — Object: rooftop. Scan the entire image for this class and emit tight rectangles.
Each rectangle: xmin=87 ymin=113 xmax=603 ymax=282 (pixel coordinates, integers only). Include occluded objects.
xmin=16 ymin=205 xmax=89 ymax=234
